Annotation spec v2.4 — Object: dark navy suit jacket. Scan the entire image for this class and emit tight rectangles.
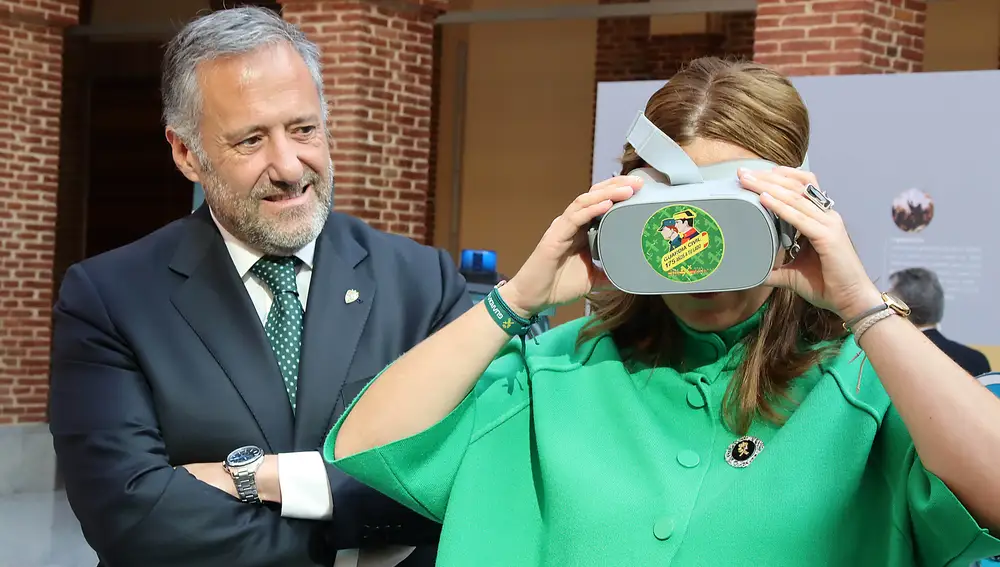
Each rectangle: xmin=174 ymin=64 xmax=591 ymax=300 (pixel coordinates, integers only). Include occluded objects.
xmin=48 ymin=205 xmax=473 ymax=566
xmin=923 ymin=328 xmax=991 ymax=378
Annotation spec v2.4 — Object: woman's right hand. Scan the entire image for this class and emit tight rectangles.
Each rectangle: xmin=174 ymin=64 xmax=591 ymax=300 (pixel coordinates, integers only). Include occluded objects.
xmin=503 ymin=175 xmax=643 ymax=316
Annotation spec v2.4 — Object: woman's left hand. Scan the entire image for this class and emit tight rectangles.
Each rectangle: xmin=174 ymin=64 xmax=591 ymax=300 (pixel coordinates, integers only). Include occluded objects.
xmin=737 ymin=166 xmax=882 ymax=322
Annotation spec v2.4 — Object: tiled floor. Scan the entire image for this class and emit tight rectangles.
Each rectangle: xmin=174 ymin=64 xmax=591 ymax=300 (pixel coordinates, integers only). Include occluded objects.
xmin=0 ymin=490 xmax=97 ymax=567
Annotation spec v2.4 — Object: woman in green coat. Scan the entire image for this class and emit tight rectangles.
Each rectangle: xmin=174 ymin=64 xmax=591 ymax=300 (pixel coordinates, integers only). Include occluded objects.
xmin=327 ymin=57 xmax=1000 ymax=566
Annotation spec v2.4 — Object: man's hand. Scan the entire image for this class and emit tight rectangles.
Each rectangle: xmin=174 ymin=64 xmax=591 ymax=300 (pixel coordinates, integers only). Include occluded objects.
xmin=181 ymin=456 xmax=282 ymax=503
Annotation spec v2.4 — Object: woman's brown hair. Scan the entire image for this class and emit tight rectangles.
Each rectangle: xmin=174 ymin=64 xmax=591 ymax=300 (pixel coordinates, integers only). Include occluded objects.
xmin=578 ymin=57 xmax=846 ymax=435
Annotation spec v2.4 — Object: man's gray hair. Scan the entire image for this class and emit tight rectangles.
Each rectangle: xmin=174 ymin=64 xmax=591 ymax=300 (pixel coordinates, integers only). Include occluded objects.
xmin=888 ymin=267 xmax=945 ymax=327
xmin=161 ymin=6 xmax=327 ymax=156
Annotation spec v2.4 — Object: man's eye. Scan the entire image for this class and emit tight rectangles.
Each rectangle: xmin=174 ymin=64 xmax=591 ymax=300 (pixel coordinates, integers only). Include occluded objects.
xmin=239 ymin=136 xmax=262 ymax=148
xmin=296 ymin=126 xmax=316 ymax=135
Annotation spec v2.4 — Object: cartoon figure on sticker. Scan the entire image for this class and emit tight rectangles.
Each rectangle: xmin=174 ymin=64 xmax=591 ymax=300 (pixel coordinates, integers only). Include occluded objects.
xmin=642 ymin=204 xmax=725 ymax=283
xmin=658 ymin=208 xmax=700 ymax=251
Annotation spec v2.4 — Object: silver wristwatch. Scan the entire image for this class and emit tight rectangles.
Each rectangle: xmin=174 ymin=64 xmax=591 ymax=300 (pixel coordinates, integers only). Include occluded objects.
xmin=223 ymin=445 xmax=264 ymax=504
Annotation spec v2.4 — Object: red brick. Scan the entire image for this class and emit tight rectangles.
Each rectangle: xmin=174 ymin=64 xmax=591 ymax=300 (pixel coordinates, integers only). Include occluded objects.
xmin=782 ymin=39 xmax=834 ymax=52
xmin=280 ymin=0 xmax=445 ymax=243
xmin=785 ymin=14 xmax=837 ymax=27
xmin=756 ymin=28 xmax=806 ymax=42
xmin=754 ymin=0 xmax=924 ymax=76
xmin=806 ymin=51 xmax=861 ymax=64
xmin=0 ymin=0 xmax=77 ymax=425
xmin=813 ymin=1 xmax=871 ymax=13
xmin=808 ymin=25 xmax=861 ymax=39
xmin=757 ymin=4 xmax=807 ymax=17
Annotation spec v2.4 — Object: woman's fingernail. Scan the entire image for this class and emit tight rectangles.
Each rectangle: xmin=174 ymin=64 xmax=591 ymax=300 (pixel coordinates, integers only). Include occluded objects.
xmin=739 ymin=168 xmax=756 ymax=181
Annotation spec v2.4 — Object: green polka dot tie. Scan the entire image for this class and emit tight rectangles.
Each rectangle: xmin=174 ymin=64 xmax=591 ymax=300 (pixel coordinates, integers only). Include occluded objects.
xmin=250 ymin=255 xmax=303 ymax=412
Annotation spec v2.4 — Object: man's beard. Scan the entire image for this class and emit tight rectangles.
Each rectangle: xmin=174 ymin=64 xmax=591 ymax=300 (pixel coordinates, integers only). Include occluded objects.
xmin=200 ymin=161 xmax=335 ymax=256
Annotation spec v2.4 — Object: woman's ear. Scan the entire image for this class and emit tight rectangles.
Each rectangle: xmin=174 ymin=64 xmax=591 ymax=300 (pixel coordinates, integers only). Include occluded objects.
xmin=773 ymin=247 xmax=787 ymax=270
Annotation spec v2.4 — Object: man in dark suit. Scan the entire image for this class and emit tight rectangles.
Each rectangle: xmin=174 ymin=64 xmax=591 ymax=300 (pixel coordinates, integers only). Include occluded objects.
xmin=888 ymin=267 xmax=990 ymax=377
xmin=48 ymin=7 xmax=471 ymax=567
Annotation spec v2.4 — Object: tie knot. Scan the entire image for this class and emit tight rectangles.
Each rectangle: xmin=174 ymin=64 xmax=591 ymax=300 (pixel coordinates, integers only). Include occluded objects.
xmin=250 ymin=255 xmax=300 ymax=294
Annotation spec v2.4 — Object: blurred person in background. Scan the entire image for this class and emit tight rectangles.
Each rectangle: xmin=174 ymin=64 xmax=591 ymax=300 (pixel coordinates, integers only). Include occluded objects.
xmin=888 ymin=267 xmax=990 ymax=377
xmin=327 ymin=57 xmax=1000 ymax=566
xmin=47 ymin=7 xmax=469 ymax=567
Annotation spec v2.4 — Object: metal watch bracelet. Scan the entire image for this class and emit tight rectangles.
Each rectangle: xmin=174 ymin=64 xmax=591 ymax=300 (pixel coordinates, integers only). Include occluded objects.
xmin=232 ymin=470 xmax=261 ymax=504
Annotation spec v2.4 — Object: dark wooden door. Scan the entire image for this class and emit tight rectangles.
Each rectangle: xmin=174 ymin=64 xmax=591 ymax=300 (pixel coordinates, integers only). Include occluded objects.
xmin=84 ymin=76 xmax=191 ymax=258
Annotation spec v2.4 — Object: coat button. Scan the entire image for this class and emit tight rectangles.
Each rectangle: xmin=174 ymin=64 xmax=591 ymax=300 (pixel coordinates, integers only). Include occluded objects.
xmin=653 ymin=517 xmax=675 ymax=541
xmin=677 ymin=450 xmax=700 ymax=468
xmin=687 ymin=389 xmax=705 ymax=409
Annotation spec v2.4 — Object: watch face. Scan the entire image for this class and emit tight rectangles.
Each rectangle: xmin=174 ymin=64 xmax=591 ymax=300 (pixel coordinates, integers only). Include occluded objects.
xmin=884 ymin=293 xmax=911 ymax=315
xmin=227 ymin=445 xmax=263 ymax=466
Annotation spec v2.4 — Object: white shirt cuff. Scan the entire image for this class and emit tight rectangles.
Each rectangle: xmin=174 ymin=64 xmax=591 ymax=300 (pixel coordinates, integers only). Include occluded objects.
xmin=277 ymin=451 xmax=334 ymax=520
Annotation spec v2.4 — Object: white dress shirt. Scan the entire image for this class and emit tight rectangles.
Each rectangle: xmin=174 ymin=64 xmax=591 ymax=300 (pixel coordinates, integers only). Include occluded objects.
xmin=211 ymin=212 xmax=334 ymax=522
xmin=210 ymin=211 xmax=413 ymax=567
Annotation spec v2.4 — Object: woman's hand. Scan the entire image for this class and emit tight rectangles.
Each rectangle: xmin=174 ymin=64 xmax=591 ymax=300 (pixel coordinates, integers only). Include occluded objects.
xmin=503 ymin=176 xmax=643 ymax=316
xmin=737 ymin=166 xmax=882 ymax=322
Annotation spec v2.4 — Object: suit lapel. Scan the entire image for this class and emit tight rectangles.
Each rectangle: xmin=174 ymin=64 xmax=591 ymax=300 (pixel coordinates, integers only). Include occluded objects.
xmin=168 ymin=206 xmax=294 ymax=453
xmin=294 ymin=225 xmax=375 ymax=450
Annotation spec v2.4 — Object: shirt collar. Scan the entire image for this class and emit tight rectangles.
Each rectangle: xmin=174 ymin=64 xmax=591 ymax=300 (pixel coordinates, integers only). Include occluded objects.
xmin=209 ymin=207 xmax=316 ymax=278
xmin=676 ymin=302 xmax=766 ymax=349
xmin=674 ymin=301 xmax=768 ymax=371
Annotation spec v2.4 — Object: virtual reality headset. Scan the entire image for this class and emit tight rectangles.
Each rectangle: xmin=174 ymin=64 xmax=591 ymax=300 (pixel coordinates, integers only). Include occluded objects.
xmin=587 ymin=111 xmax=810 ymax=295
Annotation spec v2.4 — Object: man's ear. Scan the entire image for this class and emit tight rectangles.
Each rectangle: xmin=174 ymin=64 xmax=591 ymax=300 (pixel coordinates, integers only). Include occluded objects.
xmin=166 ymin=128 xmax=203 ymax=183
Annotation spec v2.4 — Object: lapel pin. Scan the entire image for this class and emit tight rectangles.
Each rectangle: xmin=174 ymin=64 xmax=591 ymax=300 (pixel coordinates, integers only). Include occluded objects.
xmin=725 ymin=435 xmax=763 ymax=468
xmin=344 ymin=289 xmax=360 ymax=304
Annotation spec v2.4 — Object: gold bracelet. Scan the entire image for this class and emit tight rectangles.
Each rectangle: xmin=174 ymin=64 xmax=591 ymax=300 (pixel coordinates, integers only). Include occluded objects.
xmin=852 ymin=309 xmax=895 ymax=343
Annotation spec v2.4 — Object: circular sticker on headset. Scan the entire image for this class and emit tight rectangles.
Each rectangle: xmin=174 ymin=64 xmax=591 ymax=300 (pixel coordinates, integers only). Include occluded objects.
xmin=641 ymin=204 xmax=725 ymax=283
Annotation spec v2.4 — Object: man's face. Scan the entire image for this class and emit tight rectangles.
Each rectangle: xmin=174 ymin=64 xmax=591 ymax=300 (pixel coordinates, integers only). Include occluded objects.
xmin=676 ymin=219 xmax=692 ymax=232
xmin=659 ymin=225 xmax=677 ymax=240
xmin=169 ymin=42 xmax=333 ymax=255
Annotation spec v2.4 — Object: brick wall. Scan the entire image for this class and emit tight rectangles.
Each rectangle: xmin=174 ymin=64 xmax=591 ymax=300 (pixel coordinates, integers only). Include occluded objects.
xmin=0 ymin=0 xmax=79 ymax=425
xmin=280 ymin=0 xmax=447 ymax=244
xmin=646 ymin=33 xmax=727 ymax=79
xmin=426 ymin=25 xmax=442 ymax=247
xmin=596 ymin=0 xmax=756 ymax=82
xmin=754 ymin=0 xmax=925 ymax=75
xmin=595 ymin=3 xmax=650 ymax=82
xmin=722 ymin=12 xmax=756 ymax=57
